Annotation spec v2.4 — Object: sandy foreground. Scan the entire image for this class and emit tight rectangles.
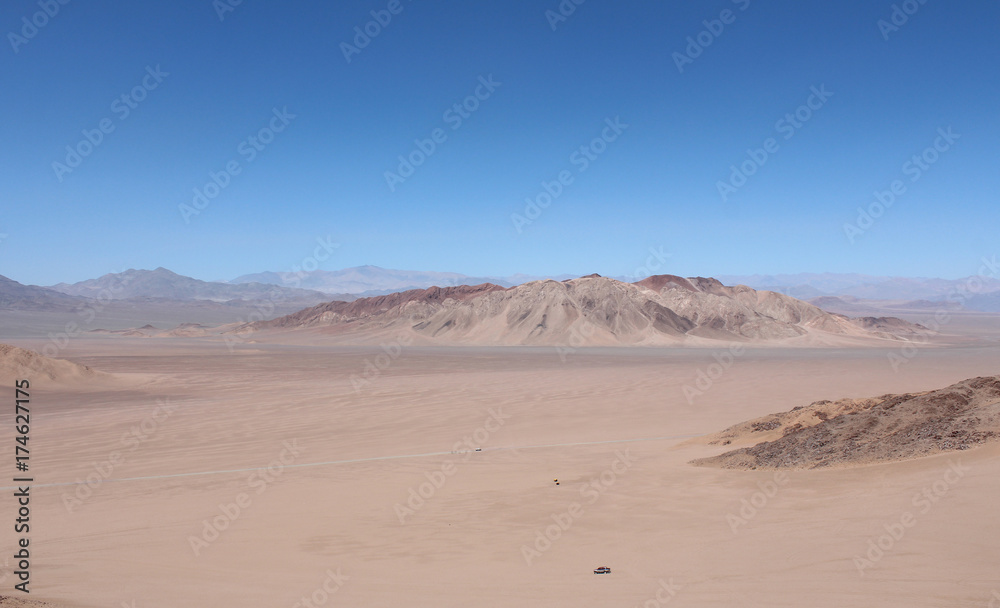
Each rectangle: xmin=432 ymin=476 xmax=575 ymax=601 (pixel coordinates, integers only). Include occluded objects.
xmin=2 ymin=328 xmax=1000 ymax=606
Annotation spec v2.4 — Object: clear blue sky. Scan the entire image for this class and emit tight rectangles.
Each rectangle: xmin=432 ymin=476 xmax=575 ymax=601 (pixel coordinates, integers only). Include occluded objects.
xmin=2 ymin=0 xmax=997 ymax=285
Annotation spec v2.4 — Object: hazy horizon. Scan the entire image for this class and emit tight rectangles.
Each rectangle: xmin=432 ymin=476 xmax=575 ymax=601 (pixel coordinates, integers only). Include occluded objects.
xmin=5 ymin=263 xmax=1000 ymax=290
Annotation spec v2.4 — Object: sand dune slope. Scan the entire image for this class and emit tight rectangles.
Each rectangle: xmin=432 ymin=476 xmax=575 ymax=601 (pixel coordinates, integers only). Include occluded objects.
xmin=0 ymin=343 xmax=118 ymax=386
xmin=0 ymin=343 xmax=105 ymax=382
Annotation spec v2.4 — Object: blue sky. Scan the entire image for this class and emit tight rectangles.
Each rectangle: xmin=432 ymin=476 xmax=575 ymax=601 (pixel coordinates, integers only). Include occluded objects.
xmin=1 ymin=0 xmax=997 ymax=285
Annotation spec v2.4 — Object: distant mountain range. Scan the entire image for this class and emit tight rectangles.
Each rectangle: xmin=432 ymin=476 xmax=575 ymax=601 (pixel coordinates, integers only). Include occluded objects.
xmin=47 ymin=267 xmax=346 ymax=305
xmin=963 ymin=292 xmax=1000 ymax=313
xmin=229 ymin=265 xmax=575 ymax=296
xmin=0 ymin=274 xmax=84 ymax=311
xmin=717 ymin=272 xmax=1000 ymax=302
xmin=228 ymin=266 xmax=1000 ymax=309
xmin=235 ymin=266 xmax=1000 ymax=303
xmin=2 ymin=267 xmax=998 ymax=315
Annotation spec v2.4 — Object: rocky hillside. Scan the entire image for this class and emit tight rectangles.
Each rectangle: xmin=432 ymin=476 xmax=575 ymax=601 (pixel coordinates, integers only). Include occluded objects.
xmin=236 ymin=274 xmax=926 ymax=346
xmin=0 ymin=274 xmax=85 ymax=311
xmin=693 ymin=376 xmax=1000 ymax=469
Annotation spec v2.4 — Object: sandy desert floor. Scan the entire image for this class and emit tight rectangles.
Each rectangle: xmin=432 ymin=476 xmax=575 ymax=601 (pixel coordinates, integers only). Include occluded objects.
xmin=2 ymin=321 xmax=1000 ymax=606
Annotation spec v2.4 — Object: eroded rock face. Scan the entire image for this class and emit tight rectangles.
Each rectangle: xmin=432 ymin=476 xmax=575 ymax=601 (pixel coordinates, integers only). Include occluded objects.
xmin=238 ymin=274 xmax=925 ymax=346
xmin=693 ymin=376 xmax=1000 ymax=469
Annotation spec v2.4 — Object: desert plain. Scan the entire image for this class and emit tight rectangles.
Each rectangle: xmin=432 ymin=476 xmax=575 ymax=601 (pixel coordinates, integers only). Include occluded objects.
xmin=1 ymin=310 xmax=1000 ymax=607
